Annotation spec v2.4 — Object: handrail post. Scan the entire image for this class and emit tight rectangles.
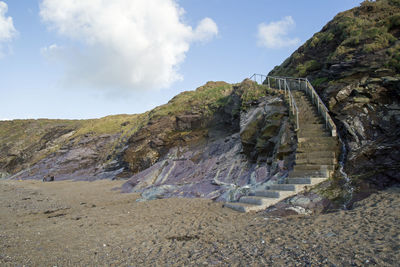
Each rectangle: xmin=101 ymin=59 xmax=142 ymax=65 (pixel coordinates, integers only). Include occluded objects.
xmin=285 ymin=79 xmax=288 ymax=99
xmin=252 ymin=75 xmax=338 ymax=137
xmin=325 ymin=111 xmax=328 ymax=129
xmin=292 ymin=98 xmax=295 ymax=115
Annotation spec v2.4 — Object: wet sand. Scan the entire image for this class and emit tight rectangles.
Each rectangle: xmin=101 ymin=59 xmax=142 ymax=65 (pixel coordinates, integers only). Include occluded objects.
xmin=0 ymin=179 xmax=399 ymax=266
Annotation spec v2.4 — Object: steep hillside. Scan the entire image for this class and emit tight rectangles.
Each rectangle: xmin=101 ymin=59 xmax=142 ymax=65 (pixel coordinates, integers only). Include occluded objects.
xmin=0 ymin=114 xmax=145 ymax=180
xmin=0 ymin=80 xmax=296 ymax=201
xmin=121 ymin=80 xmax=296 ymax=201
xmin=269 ymin=0 xmax=400 ymax=204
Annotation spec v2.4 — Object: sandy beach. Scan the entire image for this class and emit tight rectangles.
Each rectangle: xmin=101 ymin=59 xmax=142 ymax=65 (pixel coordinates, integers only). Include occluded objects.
xmin=0 ymin=179 xmax=399 ymax=266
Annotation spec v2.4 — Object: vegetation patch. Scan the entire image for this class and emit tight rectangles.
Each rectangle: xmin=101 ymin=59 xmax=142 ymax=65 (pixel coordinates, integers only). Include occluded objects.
xmin=296 ymin=60 xmax=321 ymax=77
xmin=149 ymin=82 xmax=234 ymax=119
xmin=312 ymin=77 xmax=329 ymax=87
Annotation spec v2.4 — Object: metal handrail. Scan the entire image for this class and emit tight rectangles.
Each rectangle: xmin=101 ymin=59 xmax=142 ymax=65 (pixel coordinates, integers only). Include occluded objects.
xmin=302 ymin=78 xmax=337 ymax=137
xmin=249 ymin=73 xmax=268 ymax=85
xmin=250 ymin=74 xmax=299 ymax=131
xmin=249 ymin=74 xmax=337 ymax=137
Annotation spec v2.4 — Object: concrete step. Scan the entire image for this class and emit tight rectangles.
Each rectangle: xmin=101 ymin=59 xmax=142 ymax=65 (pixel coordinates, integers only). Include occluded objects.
xmin=297 ymin=136 xmax=338 ymax=144
xmin=297 ymin=111 xmax=321 ymax=117
xmin=298 ymin=101 xmax=316 ymax=106
xmin=239 ymin=196 xmax=281 ymax=206
xmin=299 ymin=118 xmax=323 ymax=124
xmin=293 ymin=164 xmax=335 ymax=172
xmin=289 ymin=169 xmax=330 ymax=178
xmin=295 ymin=157 xmax=337 ymax=165
xmin=300 ymin=123 xmax=326 ymax=129
xmin=267 ymin=184 xmax=306 ymax=192
xmin=296 ymin=151 xmax=336 ymax=160
xmin=298 ymin=108 xmax=319 ymax=114
xmin=297 ymin=104 xmax=318 ymax=109
xmin=297 ymin=130 xmax=331 ymax=138
xmin=298 ymin=128 xmax=330 ymax=135
xmin=252 ymin=190 xmax=293 ymax=198
xmin=297 ymin=147 xmax=338 ymax=154
xmin=297 ymin=142 xmax=339 ymax=151
xmin=223 ymin=202 xmax=266 ymax=213
xmin=299 ymin=120 xmax=324 ymax=125
xmin=287 ymin=177 xmax=327 ymax=185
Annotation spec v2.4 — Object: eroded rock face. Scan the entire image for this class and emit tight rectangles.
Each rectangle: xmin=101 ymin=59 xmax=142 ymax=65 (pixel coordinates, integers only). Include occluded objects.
xmin=122 ymin=93 xmax=296 ymax=202
xmin=329 ymin=77 xmax=400 ymax=189
xmin=122 ymin=81 xmax=239 ymax=176
xmin=240 ymin=97 xmax=293 ymax=165
xmin=8 ymin=133 xmax=122 ymax=181
xmin=0 ymin=80 xmax=296 ymax=202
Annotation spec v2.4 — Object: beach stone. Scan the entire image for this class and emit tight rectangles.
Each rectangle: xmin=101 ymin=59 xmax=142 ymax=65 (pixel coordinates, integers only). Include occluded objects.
xmin=289 ymin=196 xmax=311 ymax=206
xmin=285 ymin=206 xmax=312 ymax=215
xmin=139 ymin=185 xmax=176 ymax=201
xmin=325 ymin=232 xmax=336 ymax=238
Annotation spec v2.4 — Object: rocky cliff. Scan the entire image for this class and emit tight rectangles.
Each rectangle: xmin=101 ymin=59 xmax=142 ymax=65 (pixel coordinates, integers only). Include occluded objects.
xmin=269 ymin=0 xmax=400 ymax=205
xmin=121 ymin=80 xmax=296 ymax=201
xmin=0 ymin=115 xmax=145 ymax=180
xmin=0 ymin=80 xmax=296 ymax=201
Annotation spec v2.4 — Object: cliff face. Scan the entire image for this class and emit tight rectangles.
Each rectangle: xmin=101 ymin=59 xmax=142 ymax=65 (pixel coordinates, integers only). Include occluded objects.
xmin=121 ymin=80 xmax=296 ymax=201
xmin=0 ymin=115 xmax=145 ymax=180
xmin=0 ymin=80 xmax=296 ymax=201
xmin=269 ymin=0 xmax=400 ymax=200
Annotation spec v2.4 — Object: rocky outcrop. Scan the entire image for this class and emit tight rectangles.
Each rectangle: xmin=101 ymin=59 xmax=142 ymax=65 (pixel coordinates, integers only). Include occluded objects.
xmin=121 ymin=81 xmax=238 ymax=176
xmin=269 ymin=0 xmax=400 ymax=206
xmin=0 ymin=80 xmax=296 ymax=203
xmin=122 ymin=82 xmax=297 ymax=202
xmin=0 ymin=116 xmax=143 ymax=181
xmin=240 ymin=97 xmax=293 ymax=164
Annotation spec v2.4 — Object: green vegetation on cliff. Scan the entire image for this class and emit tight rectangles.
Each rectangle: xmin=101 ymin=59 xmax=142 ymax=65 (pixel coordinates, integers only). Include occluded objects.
xmin=0 ymin=79 xmax=270 ymax=178
xmin=270 ymin=0 xmax=400 ymax=80
xmin=149 ymin=82 xmax=234 ymax=119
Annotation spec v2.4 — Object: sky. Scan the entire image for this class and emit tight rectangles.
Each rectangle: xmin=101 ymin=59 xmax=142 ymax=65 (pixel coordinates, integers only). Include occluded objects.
xmin=0 ymin=0 xmax=362 ymax=120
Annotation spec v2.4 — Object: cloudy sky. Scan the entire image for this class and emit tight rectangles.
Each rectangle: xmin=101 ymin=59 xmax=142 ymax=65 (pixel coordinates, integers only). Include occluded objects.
xmin=1 ymin=0 xmax=361 ymax=120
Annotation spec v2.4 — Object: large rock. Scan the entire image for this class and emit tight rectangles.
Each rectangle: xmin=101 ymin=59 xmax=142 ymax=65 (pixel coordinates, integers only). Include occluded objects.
xmin=122 ymin=91 xmax=296 ymax=202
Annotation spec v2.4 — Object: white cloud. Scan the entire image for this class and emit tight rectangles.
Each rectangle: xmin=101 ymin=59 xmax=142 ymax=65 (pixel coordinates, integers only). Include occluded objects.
xmin=257 ymin=16 xmax=300 ymax=49
xmin=193 ymin=18 xmax=218 ymax=43
xmin=39 ymin=0 xmax=218 ymax=93
xmin=0 ymin=1 xmax=17 ymax=58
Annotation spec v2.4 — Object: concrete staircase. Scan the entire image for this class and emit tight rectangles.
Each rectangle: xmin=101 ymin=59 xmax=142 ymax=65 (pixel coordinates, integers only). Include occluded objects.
xmin=225 ymin=90 xmax=339 ymax=212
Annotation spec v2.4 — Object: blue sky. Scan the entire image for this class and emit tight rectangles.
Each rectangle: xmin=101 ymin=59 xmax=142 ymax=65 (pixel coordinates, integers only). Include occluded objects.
xmin=0 ymin=0 xmax=362 ymax=120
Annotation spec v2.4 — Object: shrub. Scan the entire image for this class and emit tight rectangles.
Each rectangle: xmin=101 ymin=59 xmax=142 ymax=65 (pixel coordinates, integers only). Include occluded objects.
xmin=309 ymin=35 xmax=320 ymax=48
xmin=312 ymin=77 xmax=329 ymax=87
xmin=330 ymin=45 xmax=354 ymax=60
xmin=296 ymin=60 xmax=321 ymax=77
xmin=363 ymin=31 xmax=396 ymax=52
xmin=389 ymin=0 xmax=400 ymax=7
xmin=388 ymin=14 xmax=400 ymax=29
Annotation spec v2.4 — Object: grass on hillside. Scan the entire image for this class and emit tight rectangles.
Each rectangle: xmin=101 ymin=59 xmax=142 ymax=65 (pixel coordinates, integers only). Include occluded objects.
xmin=149 ymin=82 xmax=234 ymax=119
xmin=271 ymin=0 xmax=400 ymax=78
